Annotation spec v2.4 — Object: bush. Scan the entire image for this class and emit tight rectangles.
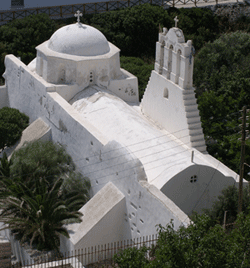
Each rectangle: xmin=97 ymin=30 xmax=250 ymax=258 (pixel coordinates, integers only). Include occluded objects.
xmin=194 ymin=31 xmax=250 ymax=173
xmin=0 ymin=107 xmax=29 ymax=150
xmin=113 ymin=212 xmax=250 ymax=267
xmin=202 ymin=185 xmax=250 ymax=225
xmin=114 ymin=246 xmax=149 ymax=268
xmin=0 ymin=13 xmax=56 ymax=78
xmin=0 ymin=140 xmax=91 ymax=251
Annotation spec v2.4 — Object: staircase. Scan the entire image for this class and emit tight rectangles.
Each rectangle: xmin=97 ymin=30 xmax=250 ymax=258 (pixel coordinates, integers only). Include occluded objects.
xmin=183 ymin=89 xmax=207 ymax=153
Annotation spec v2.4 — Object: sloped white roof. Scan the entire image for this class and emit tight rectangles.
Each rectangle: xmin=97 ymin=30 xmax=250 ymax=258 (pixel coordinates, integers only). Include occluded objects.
xmin=70 ymin=86 xmax=193 ymax=185
xmin=68 ymin=181 xmax=125 ymax=246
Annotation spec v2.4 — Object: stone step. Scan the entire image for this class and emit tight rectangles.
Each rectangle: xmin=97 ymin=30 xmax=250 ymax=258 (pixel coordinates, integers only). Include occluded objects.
xmin=184 ymin=98 xmax=197 ymax=106
xmin=190 ymin=134 xmax=205 ymax=142
xmin=182 ymin=92 xmax=196 ymax=100
xmin=185 ymin=104 xmax=198 ymax=112
xmin=191 ymin=138 xmax=206 ymax=147
xmin=187 ymin=116 xmax=201 ymax=124
xmin=188 ymin=122 xmax=202 ymax=130
xmin=189 ymin=128 xmax=203 ymax=136
xmin=193 ymin=145 xmax=207 ymax=153
xmin=182 ymin=88 xmax=195 ymax=95
xmin=186 ymin=110 xmax=200 ymax=118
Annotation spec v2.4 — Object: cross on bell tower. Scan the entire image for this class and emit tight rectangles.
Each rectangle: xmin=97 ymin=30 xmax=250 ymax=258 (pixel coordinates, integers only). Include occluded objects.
xmin=75 ymin=10 xmax=83 ymax=24
xmin=174 ymin=16 xmax=179 ymax=28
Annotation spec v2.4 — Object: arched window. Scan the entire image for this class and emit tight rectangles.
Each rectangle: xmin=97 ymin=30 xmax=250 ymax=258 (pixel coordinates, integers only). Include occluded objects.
xmin=159 ymin=41 xmax=165 ymax=75
xmin=176 ymin=49 xmax=182 ymax=84
xmin=163 ymin=87 xmax=169 ymax=99
xmin=168 ymin=45 xmax=173 ymax=77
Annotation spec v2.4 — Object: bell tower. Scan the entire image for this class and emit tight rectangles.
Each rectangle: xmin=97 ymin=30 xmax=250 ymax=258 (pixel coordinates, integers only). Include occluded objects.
xmin=141 ymin=17 xmax=206 ymax=153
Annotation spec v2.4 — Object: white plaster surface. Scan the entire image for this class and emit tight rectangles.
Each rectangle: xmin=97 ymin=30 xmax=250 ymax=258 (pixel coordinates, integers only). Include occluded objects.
xmin=1 ymin=22 xmax=243 ymax=260
xmin=60 ymin=182 xmax=126 ymax=253
xmin=70 ymin=85 xmax=192 ymax=184
xmin=48 ymin=23 xmax=110 ymax=56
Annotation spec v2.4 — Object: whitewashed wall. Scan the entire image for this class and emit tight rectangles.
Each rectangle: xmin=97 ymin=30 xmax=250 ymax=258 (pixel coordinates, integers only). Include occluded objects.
xmin=0 ymin=85 xmax=9 ymax=109
xmin=4 ymin=55 xmax=190 ymax=251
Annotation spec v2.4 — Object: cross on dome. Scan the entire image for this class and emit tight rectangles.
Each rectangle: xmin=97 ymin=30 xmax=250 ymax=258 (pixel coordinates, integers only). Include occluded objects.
xmin=174 ymin=16 xmax=179 ymax=28
xmin=75 ymin=10 xmax=82 ymax=23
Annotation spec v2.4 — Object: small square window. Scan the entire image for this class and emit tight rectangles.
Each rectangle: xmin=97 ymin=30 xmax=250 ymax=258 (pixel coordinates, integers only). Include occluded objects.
xmin=190 ymin=175 xmax=197 ymax=183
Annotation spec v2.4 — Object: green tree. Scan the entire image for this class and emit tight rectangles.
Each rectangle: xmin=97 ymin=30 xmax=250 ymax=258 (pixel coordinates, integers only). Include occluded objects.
xmin=0 ymin=177 xmax=82 ymax=251
xmin=167 ymin=6 xmax=220 ymax=51
xmin=0 ymin=107 xmax=29 ymax=151
xmin=9 ymin=140 xmax=91 ymax=210
xmin=90 ymin=4 xmax=172 ymax=57
xmin=0 ymin=140 xmax=91 ymax=251
xmin=202 ymin=185 xmax=250 ymax=225
xmin=0 ymin=13 xmax=56 ymax=79
xmin=194 ymin=31 xmax=250 ymax=174
xmin=0 ymin=152 xmax=12 ymax=178
xmin=114 ymin=246 xmax=149 ymax=268
xmin=113 ymin=212 xmax=250 ymax=267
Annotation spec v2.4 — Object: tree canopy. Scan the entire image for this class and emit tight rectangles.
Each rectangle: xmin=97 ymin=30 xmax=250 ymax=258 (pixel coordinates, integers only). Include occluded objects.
xmin=202 ymin=185 xmax=250 ymax=225
xmin=114 ymin=212 xmax=250 ymax=267
xmin=194 ymin=31 xmax=250 ymax=174
xmin=0 ymin=107 xmax=29 ymax=151
xmin=0 ymin=140 xmax=90 ymax=251
xmin=0 ymin=13 xmax=56 ymax=84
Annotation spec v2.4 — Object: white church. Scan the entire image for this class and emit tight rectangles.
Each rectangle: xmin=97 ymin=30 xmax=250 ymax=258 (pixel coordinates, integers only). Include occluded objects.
xmin=0 ymin=13 xmax=241 ymax=255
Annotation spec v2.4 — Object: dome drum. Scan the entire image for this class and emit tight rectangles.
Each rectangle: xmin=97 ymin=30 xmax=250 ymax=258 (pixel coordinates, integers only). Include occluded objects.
xmin=34 ymin=22 xmax=138 ymax=103
xmin=36 ymin=39 xmax=121 ymax=87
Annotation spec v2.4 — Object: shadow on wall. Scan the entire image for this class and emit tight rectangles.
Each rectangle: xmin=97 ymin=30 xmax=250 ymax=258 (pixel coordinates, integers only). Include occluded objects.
xmin=161 ymin=164 xmax=236 ymax=215
xmin=0 ymin=85 xmax=9 ymax=109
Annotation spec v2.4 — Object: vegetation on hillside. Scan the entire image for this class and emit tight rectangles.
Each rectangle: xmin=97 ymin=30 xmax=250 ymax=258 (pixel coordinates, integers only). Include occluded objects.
xmin=114 ymin=212 xmax=250 ymax=267
xmin=202 ymin=185 xmax=250 ymax=225
xmin=1 ymin=1 xmax=250 ymax=257
xmin=0 ymin=140 xmax=90 ymax=251
xmin=0 ymin=13 xmax=56 ymax=84
xmin=113 ymin=184 xmax=250 ymax=267
xmin=1 ymin=5 xmax=250 ymax=174
xmin=0 ymin=107 xmax=29 ymax=150
xmin=194 ymin=31 xmax=250 ymax=175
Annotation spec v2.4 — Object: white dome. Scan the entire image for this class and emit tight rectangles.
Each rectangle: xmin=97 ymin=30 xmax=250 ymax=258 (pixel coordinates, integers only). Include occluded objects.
xmin=48 ymin=23 xmax=110 ymax=56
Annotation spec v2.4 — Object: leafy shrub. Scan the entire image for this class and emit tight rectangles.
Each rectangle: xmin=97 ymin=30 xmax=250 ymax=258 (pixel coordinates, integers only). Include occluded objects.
xmin=114 ymin=246 xmax=149 ymax=268
xmin=90 ymin=4 xmax=172 ymax=57
xmin=168 ymin=7 xmax=220 ymax=51
xmin=202 ymin=185 xmax=250 ymax=225
xmin=194 ymin=31 xmax=250 ymax=173
xmin=114 ymin=213 xmax=250 ymax=267
xmin=0 ymin=107 xmax=29 ymax=150
xmin=0 ymin=13 xmax=56 ymax=79
xmin=0 ymin=140 xmax=90 ymax=251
